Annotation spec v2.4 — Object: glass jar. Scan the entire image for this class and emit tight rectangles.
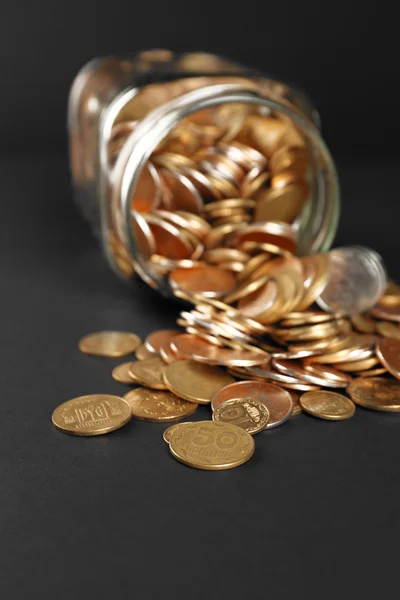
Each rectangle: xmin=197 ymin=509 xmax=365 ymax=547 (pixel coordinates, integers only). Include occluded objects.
xmin=68 ymin=50 xmax=340 ymax=298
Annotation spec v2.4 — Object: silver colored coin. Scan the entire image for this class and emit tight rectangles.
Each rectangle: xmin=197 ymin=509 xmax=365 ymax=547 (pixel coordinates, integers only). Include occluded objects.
xmin=316 ymin=246 xmax=387 ymax=316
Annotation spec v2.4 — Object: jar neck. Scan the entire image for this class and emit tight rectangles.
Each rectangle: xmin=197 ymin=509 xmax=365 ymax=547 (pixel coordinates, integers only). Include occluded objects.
xmin=111 ymin=83 xmax=340 ymax=292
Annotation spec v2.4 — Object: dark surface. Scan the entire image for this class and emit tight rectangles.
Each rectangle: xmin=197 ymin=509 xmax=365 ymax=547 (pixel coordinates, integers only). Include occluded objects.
xmin=0 ymin=154 xmax=399 ymax=598
xmin=1 ymin=0 xmax=399 ymax=154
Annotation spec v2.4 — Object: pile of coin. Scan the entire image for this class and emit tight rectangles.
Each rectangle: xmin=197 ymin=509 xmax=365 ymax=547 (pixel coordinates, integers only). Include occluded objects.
xmin=51 ymin=279 xmax=400 ymax=469
xmin=110 ymin=103 xmax=316 ymax=290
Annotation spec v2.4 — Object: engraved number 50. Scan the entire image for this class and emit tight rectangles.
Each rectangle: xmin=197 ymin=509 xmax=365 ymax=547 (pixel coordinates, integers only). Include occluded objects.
xmin=192 ymin=426 xmax=238 ymax=449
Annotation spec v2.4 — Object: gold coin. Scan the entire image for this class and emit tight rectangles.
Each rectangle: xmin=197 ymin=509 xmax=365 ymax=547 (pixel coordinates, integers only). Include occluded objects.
xmin=299 ymin=391 xmax=355 ymax=420
xmin=163 ymin=360 xmax=235 ymax=404
xmin=124 ymin=387 xmax=197 ymax=422
xmin=135 ymin=344 xmax=157 ymax=360
xmin=78 ymin=331 xmax=141 ymax=357
xmin=376 ymin=321 xmax=400 ymax=340
xmin=163 ymin=422 xmax=192 ymax=445
xmin=376 ymin=337 xmax=400 ymax=380
xmin=334 ymin=356 xmax=380 ymax=372
xmin=357 ymin=367 xmax=387 ymax=378
xmin=144 ymin=329 xmax=181 ymax=354
xmin=212 ymin=397 xmax=269 ymax=435
xmin=254 ymin=183 xmax=309 ymax=223
xmin=347 ymin=377 xmax=400 ymax=411
xmin=351 ymin=314 xmax=377 ymax=334
xmin=52 ymin=394 xmax=132 ymax=436
xmin=128 ymin=357 xmax=167 ymax=389
xmin=111 ymin=362 xmax=136 ymax=384
xmin=287 ymin=389 xmax=303 ymax=416
xmin=168 ymin=420 xmax=255 ymax=470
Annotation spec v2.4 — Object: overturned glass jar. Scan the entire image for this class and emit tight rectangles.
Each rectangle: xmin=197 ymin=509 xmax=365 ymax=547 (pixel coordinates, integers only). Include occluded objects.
xmin=68 ymin=50 xmax=385 ymax=315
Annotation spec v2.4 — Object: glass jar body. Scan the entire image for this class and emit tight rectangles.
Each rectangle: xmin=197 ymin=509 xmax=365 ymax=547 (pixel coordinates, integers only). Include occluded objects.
xmin=68 ymin=51 xmax=340 ymax=295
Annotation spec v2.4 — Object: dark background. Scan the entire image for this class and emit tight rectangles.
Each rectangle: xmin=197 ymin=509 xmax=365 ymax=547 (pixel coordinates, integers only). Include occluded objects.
xmin=1 ymin=1 xmax=399 ymax=598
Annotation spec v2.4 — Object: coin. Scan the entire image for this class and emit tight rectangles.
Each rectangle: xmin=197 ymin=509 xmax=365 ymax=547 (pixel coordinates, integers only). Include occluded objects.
xmin=78 ymin=331 xmax=141 ymax=357
xmin=317 ymin=246 xmax=387 ymax=315
xmin=111 ymin=362 xmax=137 ymax=384
xmin=371 ymin=299 xmax=400 ymax=322
xmin=163 ymin=422 xmax=191 ymax=445
xmin=299 ymin=391 xmax=355 ymax=420
xmin=351 ymin=314 xmax=377 ymax=334
xmin=171 ymin=334 xmax=268 ymax=367
xmin=211 ymin=380 xmax=293 ymax=428
xmin=128 ymin=356 xmax=168 ymax=389
xmin=159 ymin=340 xmax=179 ymax=364
xmin=52 ymin=394 xmax=132 ymax=436
xmin=287 ymin=389 xmax=302 ymax=416
xmin=347 ymin=377 xmax=400 ymax=411
xmin=272 ymin=358 xmax=348 ymax=388
xmin=376 ymin=337 xmax=400 ymax=379
xmin=123 ymin=387 xmax=197 ymax=422
xmin=144 ymin=329 xmax=181 ymax=354
xmin=254 ymin=183 xmax=309 ymax=223
xmin=135 ymin=344 xmax=157 ymax=360
xmin=376 ymin=321 xmax=400 ymax=340
xmin=169 ymin=263 xmax=236 ymax=298
xmin=168 ymin=420 xmax=255 ymax=470
xmin=212 ymin=397 xmax=269 ymax=434
xmin=302 ymin=363 xmax=351 ymax=385
xmin=163 ymin=360 xmax=235 ymax=404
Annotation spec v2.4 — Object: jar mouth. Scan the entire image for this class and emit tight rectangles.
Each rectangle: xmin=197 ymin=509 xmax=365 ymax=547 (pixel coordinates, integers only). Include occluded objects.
xmin=109 ymin=83 xmax=340 ymax=294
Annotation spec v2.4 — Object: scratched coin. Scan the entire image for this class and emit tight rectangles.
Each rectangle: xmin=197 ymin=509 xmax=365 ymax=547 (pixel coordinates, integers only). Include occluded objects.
xmin=128 ymin=357 xmax=168 ymax=389
xmin=212 ymin=397 xmax=269 ymax=434
xmin=347 ymin=377 xmax=400 ymax=411
xmin=168 ymin=420 xmax=255 ymax=470
xmin=78 ymin=331 xmax=141 ymax=357
xmin=299 ymin=391 xmax=355 ymax=420
xmin=52 ymin=394 xmax=132 ymax=436
xmin=124 ymin=387 xmax=197 ymax=422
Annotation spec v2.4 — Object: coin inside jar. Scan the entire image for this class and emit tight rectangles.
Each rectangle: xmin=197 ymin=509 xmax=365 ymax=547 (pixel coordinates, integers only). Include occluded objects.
xmin=212 ymin=397 xmax=269 ymax=434
xmin=211 ymin=380 xmax=293 ymax=429
xmin=169 ymin=263 xmax=237 ymax=298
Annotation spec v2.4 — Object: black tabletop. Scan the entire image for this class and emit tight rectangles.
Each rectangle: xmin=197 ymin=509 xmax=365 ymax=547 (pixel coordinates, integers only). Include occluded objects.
xmin=1 ymin=154 xmax=399 ymax=599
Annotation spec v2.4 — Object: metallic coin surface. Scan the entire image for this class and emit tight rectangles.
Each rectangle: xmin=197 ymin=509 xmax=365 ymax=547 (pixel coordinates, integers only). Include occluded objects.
xmin=52 ymin=394 xmax=132 ymax=436
xmin=163 ymin=360 xmax=235 ymax=404
xmin=376 ymin=338 xmax=400 ymax=379
xmin=168 ymin=420 xmax=255 ymax=470
xmin=302 ymin=363 xmax=352 ymax=385
xmin=376 ymin=321 xmax=400 ymax=340
xmin=144 ymin=329 xmax=181 ymax=354
xmin=112 ymin=362 xmax=137 ymax=384
xmin=135 ymin=344 xmax=157 ymax=360
xmin=300 ymin=391 xmax=355 ymax=420
xmin=351 ymin=314 xmax=377 ymax=334
xmin=163 ymin=422 xmax=191 ymax=445
xmin=128 ymin=357 xmax=168 ymax=389
xmin=347 ymin=377 xmax=400 ymax=411
xmin=211 ymin=380 xmax=293 ymax=428
xmin=78 ymin=331 xmax=141 ymax=357
xmin=169 ymin=263 xmax=236 ymax=298
xmin=212 ymin=397 xmax=270 ymax=434
xmin=272 ymin=358 xmax=347 ymax=388
xmin=371 ymin=299 xmax=400 ymax=322
xmin=287 ymin=389 xmax=303 ymax=416
xmin=317 ymin=247 xmax=387 ymax=315
xmin=171 ymin=334 xmax=268 ymax=366
xmin=124 ymin=387 xmax=197 ymax=422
